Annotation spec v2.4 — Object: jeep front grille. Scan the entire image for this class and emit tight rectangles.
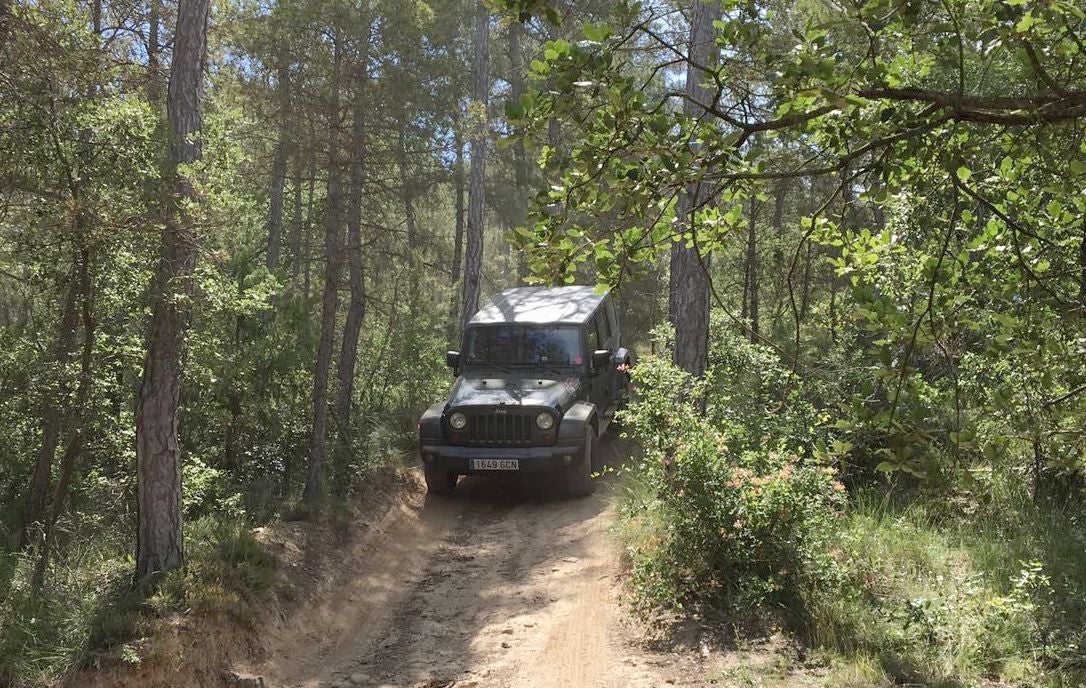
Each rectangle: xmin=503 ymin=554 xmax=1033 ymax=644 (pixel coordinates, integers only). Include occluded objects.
xmin=463 ymin=409 xmax=534 ymax=445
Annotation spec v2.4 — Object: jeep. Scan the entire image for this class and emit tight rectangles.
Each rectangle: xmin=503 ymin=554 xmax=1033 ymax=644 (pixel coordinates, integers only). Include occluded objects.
xmin=418 ymin=286 xmax=633 ymax=496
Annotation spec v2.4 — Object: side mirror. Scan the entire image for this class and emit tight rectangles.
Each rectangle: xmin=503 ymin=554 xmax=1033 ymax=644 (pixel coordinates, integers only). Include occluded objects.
xmin=446 ymin=351 xmax=460 ymax=371
xmin=591 ymin=349 xmax=612 ymax=371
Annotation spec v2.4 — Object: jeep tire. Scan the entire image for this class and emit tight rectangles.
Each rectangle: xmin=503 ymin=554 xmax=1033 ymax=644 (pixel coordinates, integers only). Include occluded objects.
xmin=565 ymin=431 xmax=595 ymax=497
xmin=423 ymin=464 xmax=457 ymax=495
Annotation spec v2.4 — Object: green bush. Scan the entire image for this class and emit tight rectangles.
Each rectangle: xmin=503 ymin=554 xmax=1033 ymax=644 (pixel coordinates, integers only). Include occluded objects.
xmin=620 ymin=335 xmax=845 ymax=622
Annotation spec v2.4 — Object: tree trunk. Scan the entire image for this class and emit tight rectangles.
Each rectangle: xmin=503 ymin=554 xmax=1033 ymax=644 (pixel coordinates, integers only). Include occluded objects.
xmin=135 ymin=0 xmax=210 ymax=581
xmin=287 ymin=160 xmax=303 ymax=279
xmin=397 ymin=108 xmax=420 ymax=302
xmin=800 ymin=241 xmax=812 ymax=321
xmin=1079 ymin=215 xmax=1085 ymax=315
xmin=508 ymin=21 xmax=529 ymax=281
xmin=544 ymin=23 xmax=561 ymax=150
xmin=266 ymin=63 xmax=291 ymax=272
xmin=146 ymin=0 xmax=163 ymax=102
xmin=770 ymin=182 xmax=787 ymax=329
xmin=334 ymin=38 xmax=371 ymax=486
xmin=0 ymin=0 xmax=11 ymax=57
xmin=303 ymin=30 xmax=344 ymax=506
xmin=223 ymin=280 xmax=244 ymax=467
xmin=447 ymin=120 xmax=466 ymax=345
xmin=25 ymin=0 xmax=104 ymax=546
xmin=22 ymin=262 xmax=81 ymax=548
xmin=460 ymin=2 xmax=488 ymax=330
xmin=668 ymin=0 xmax=716 ymax=376
xmin=397 ymin=124 xmax=417 ymax=247
xmin=301 ymin=154 xmax=316 ymax=296
xmin=746 ymin=197 xmax=759 ymax=343
xmin=32 ymin=246 xmax=95 ymax=590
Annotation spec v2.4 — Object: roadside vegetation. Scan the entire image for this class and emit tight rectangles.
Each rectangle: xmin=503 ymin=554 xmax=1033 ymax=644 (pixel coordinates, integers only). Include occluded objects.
xmin=619 ymin=325 xmax=1086 ymax=686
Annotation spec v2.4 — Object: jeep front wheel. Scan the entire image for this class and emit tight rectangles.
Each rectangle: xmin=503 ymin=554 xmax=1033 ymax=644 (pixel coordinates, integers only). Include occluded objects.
xmin=423 ymin=464 xmax=457 ymax=495
xmin=565 ymin=432 xmax=595 ymax=497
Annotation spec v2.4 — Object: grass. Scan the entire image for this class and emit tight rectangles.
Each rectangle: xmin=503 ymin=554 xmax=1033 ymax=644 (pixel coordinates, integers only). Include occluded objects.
xmin=822 ymin=654 xmax=893 ymax=688
xmin=618 ymin=471 xmax=1086 ymax=687
xmin=809 ymin=490 xmax=1086 ymax=687
xmin=0 ymin=514 xmax=276 ymax=687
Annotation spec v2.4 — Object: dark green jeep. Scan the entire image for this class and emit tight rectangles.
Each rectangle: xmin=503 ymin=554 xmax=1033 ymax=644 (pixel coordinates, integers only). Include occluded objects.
xmin=418 ymin=286 xmax=633 ymax=496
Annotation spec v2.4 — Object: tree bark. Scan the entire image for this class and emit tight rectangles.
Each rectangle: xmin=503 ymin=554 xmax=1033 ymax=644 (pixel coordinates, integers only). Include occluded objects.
xmin=135 ymin=0 xmax=210 ymax=581
xmin=800 ymin=241 xmax=812 ymax=321
xmin=0 ymin=0 xmax=11 ymax=58
xmin=397 ymin=106 xmax=420 ymax=302
xmin=303 ymin=30 xmax=344 ymax=506
xmin=508 ymin=21 xmax=529 ymax=281
xmin=32 ymin=246 xmax=95 ymax=591
xmin=746 ymin=197 xmax=759 ymax=343
xmin=770 ymin=181 xmax=787 ymax=329
xmin=300 ymin=152 xmax=316 ymax=296
xmin=287 ymin=159 xmax=303 ymax=279
xmin=146 ymin=0 xmax=163 ymax=102
xmin=22 ymin=263 xmax=81 ymax=548
xmin=668 ymin=0 xmax=716 ymax=376
xmin=460 ymin=1 xmax=488 ymax=330
xmin=266 ymin=62 xmax=292 ymax=272
xmin=446 ymin=119 xmax=466 ymax=345
xmin=334 ymin=34 xmax=371 ymax=485
xmin=544 ymin=23 xmax=561 ymax=150
xmin=1079 ymin=215 xmax=1085 ymax=315
xmin=397 ymin=123 xmax=417 ymax=247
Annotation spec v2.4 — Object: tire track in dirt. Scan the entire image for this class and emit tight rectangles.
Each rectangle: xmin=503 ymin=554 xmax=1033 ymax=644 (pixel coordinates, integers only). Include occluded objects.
xmin=241 ymin=438 xmax=718 ymax=688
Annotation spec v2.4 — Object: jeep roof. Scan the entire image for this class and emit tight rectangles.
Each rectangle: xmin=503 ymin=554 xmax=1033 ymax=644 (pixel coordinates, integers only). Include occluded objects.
xmin=468 ymin=286 xmax=609 ymax=326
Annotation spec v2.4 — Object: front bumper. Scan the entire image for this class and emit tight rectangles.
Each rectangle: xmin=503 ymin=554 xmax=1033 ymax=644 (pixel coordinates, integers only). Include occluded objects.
xmin=419 ymin=441 xmax=584 ymax=475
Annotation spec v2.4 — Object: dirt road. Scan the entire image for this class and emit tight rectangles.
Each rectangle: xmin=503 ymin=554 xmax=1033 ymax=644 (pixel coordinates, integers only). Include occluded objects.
xmin=239 ymin=439 xmax=716 ymax=688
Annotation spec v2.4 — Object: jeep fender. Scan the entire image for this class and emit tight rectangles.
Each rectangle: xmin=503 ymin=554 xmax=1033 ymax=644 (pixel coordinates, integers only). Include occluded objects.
xmin=613 ymin=347 xmax=632 ymax=366
xmin=613 ymin=347 xmax=633 ymax=385
xmin=419 ymin=401 xmax=446 ymax=441
xmin=557 ymin=401 xmax=598 ymax=441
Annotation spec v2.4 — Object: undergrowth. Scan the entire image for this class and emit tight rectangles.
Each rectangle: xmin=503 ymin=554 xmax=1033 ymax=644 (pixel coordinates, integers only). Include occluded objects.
xmin=0 ymin=515 xmax=274 ymax=687
xmin=618 ymin=324 xmax=1086 ymax=686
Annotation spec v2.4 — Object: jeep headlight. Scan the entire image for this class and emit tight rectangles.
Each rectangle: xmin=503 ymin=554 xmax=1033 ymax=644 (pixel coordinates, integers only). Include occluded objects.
xmin=449 ymin=412 xmax=467 ymax=430
xmin=536 ymin=412 xmax=555 ymax=430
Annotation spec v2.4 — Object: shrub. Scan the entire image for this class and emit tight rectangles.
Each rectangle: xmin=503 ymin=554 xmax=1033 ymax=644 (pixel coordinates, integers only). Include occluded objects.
xmin=621 ymin=342 xmax=845 ymax=623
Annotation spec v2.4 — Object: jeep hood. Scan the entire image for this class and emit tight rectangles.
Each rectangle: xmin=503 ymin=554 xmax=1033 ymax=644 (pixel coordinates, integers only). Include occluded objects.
xmin=447 ymin=375 xmax=582 ymax=412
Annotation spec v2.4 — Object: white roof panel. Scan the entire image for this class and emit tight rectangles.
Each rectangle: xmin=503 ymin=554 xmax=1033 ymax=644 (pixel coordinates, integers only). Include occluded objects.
xmin=469 ymin=286 xmax=607 ymax=325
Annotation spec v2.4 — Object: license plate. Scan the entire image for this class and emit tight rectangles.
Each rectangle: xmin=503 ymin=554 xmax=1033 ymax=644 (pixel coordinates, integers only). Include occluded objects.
xmin=470 ymin=458 xmax=519 ymax=471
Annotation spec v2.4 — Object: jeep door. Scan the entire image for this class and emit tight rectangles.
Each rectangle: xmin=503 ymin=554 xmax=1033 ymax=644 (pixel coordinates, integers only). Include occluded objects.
xmin=587 ymin=309 xmax=618 ymax=415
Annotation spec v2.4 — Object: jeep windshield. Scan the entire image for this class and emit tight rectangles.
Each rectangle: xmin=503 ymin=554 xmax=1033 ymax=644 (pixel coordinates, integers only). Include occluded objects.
xmin=462 ymin=325 xmax=584 ymax=369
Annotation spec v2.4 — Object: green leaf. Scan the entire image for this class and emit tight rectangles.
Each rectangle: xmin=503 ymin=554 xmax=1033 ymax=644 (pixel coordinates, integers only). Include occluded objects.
xmin=956 ymin=166 xmax=971 ymax=182
xmin=504 ymin=100 xmax=524 ymax=120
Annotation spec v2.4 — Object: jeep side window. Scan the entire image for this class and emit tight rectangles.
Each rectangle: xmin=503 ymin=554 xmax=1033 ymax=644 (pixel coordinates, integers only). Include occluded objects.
xmin=599 ymin=306 xmax=612 ymax=343
xmin=606 ymin=298 xmax=619 ymax=343
xmin=590 ymin=315 xmax=602 ymax=352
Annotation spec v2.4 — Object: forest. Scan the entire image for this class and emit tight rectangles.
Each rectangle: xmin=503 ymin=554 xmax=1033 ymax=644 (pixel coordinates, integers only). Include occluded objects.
xmin=2 ymin=0 xmax=1086 ymax=685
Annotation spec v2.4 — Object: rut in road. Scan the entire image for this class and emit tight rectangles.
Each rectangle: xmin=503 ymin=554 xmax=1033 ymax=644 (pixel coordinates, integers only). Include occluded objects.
xmin=241 ymin=439 xmax=706 ymax=688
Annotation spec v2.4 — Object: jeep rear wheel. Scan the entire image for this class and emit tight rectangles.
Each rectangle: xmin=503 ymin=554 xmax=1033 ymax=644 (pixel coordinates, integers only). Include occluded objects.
xmin=565 ymin=432 xmax=595 ymax=497
xmin=423 ymin=464 xmax=457 ymax=495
